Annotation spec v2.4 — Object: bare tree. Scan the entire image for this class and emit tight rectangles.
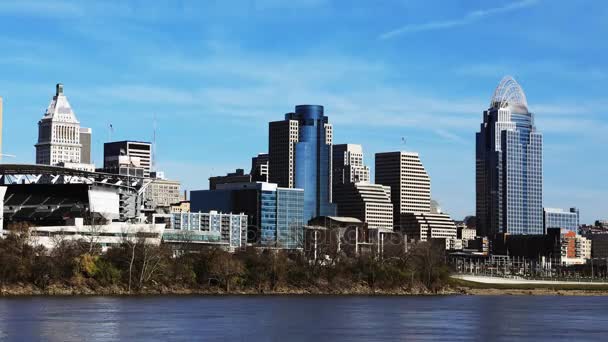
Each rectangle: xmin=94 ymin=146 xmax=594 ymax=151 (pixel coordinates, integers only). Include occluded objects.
xmin=83 ymin=213 xmax=106 ymax=254
xmin=137 ymin=238 xmax=167 ymax=289
xmin=120 ymin=226 xmax=138 ymax=293
xmin=210 ymin=253 xmax=244 ymax=292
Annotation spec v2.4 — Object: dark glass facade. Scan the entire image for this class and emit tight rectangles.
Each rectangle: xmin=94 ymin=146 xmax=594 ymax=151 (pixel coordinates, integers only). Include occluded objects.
xmin=287 ymin=105 xmax=336 ymax=222
xmin=476 ymin=77 xmax=543 ymax=236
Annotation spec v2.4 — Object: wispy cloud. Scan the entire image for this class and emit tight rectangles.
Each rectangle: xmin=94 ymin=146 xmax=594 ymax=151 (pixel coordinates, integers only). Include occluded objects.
xmin=455 ymin=61 xmax=608 ymax=81
xmin=0 ymin=0 xmax=85 ymax=18
xmin=379 ymin=0 xmax=539 ymax=39
xmin=433 ymin=129 xmax=467 ymax=143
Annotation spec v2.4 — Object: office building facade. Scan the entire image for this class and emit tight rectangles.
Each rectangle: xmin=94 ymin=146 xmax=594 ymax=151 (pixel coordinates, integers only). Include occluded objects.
xmin=332 ymin=144 xmax=370 ymax=188
xmin=544 ymin=207 xmax=579 ymax=233
xmin=269 ymin=105 xmax=336 ymax=222
xmin=476 ymin=76 xmax=543 ymax=236
xmin=35 ymin=84 xmax=85 ymax=166
xmin=191 ymin=182 xmax=304 ymax=249
xmin=375 ymin=151 xmax=431 ymax=226
xmin=104 ymin=141 xmax=152 ymax=178
xmin=144 ymin=178 xmax=181 ymax=208
xmin=333 ymin=182 xmax=393 ymax=230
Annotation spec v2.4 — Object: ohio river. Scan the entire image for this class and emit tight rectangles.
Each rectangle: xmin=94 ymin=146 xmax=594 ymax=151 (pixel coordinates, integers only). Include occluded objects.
xmin=0 ymin=296 xmax=606 ymax=341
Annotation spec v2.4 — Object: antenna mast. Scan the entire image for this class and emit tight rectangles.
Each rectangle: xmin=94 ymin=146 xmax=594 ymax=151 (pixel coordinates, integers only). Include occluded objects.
xmin=152 ymin=115 xmax=157 ymax=172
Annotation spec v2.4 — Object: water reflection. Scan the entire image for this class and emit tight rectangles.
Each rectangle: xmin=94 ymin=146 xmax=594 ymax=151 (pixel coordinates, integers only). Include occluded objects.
xmin=0 ymin=296 xmax=606 ymax=341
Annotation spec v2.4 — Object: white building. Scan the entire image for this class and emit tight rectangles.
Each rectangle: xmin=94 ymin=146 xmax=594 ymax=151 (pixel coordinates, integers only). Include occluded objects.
xmin=460 ymin=227 xmax=477 ymax=247
xmin=333 ymin=182 xmax=393 ymax=230
xmin=400 ymin=212 xmax=459 ymax=250
xmin=57 ymin=161 xmax=96 ymax=172
xmin=25 ymin=219 xmax=165 ymax=252
xmin=35 ymin=84 xmax=92 ymax=169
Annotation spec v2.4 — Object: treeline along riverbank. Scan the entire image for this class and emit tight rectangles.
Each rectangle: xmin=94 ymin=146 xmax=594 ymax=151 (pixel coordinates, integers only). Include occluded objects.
xmin=0 ymin=224 xmax=451 ymax=296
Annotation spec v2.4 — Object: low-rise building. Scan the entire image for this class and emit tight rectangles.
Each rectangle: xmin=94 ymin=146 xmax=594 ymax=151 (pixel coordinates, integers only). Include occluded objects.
xmin=305 ymin=216 xmax=371 ymax=258
xmin=24 ymin=219 xmax=164 ymax=252
xmin=159 ymin=211 xmax=247 ymax=251
xmin=492 ymin=228 xmax=591 ymax=264
xmin=170 ymin=200 xmax=190 ymax=213
xmin=544 ymin=207 xmax=579 ymax=233
xmin=57 ymin=162 xmax=96 ymax=172
xmin=558 ymin=230 xmax=591 ymax=265
xmin=584 ymin=233 xmax=608 ymax=259
xmin=457 ymin=225 xmax=477 ymax=248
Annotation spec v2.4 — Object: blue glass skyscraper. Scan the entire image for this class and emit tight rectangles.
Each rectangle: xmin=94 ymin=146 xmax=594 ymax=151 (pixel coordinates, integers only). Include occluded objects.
xmin=269 ymin=105 xmax=336 ymax=223
xmin=476 ymin=76 xmax=543 ymax=236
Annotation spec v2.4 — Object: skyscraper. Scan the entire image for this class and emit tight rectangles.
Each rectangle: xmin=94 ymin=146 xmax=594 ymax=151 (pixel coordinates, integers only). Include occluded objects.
xmin=269 ymin=105 xmax=336 ymax=222
xmin=79 ymin=127 xmax=92 ymax=164
xmin=375 ymin=151 xmax=431 ymax=226
xmin=332 ymin=144 xmax=370 ymax=188
xmin=35 ymin=84 xmax=83 ymax=165
xmin=476 ymin=76 xmax=543 ymax=236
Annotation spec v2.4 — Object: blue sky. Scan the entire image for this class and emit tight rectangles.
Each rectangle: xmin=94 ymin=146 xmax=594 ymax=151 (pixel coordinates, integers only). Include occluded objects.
xmin=0 ymin=0 xmax=606 ymax=223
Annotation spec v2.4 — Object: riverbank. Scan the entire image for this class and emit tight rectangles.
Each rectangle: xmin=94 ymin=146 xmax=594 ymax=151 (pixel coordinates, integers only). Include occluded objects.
xmin=4 ymin=281 xmax=608 ymax=296
xmin=449 ymin=276 xmax=608 ymax=296
xmin=0 ymin=283 xmax=458 ymax=297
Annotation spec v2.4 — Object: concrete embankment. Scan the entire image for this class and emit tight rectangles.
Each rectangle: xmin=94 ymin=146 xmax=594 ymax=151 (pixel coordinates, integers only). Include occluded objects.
xmin=450 ymin=274 xmax=608 ymax=296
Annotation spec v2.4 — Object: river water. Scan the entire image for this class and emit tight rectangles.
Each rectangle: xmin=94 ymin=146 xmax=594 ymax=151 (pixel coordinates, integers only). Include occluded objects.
xmin=0 ymin=295 xmax=606 ymax=341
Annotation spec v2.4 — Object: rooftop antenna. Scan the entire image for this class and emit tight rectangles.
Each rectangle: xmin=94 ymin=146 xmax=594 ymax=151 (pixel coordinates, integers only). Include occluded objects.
xmin=152 ymin=114 xmax=157 ymax=172
xmin=108 ymin=123 xmax=114 ymax=142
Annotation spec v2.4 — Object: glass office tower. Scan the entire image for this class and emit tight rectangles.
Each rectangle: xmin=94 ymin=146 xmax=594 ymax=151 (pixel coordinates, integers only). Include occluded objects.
xmin=476 ymin=76 xmax=543 ymax=236
xmin=190 ymin=182 xmax=305 ymax=248
xmin=270 ymin=105 xmax=336 ymax=222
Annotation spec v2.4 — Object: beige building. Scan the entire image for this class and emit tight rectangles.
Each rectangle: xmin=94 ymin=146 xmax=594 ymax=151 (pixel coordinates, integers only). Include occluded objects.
xmin=375 ymin=151 xmax=431 ymax=225
xmin=171 ymin=200 xmax=190 ymax=213
xmin=145 ymin=178 xmax=181 ymax=208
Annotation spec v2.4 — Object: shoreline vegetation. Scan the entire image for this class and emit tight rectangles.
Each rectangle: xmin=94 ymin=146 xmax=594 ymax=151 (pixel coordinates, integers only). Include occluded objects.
xmin=2 ymin=225 xmax=608 ymax=297
xmin=3 ymin=282 xmax=608 ymax=297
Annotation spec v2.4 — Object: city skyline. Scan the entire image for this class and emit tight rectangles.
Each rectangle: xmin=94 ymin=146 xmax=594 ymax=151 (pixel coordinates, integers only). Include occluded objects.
xmin=0 ymin=0 xmax=606 ymax=223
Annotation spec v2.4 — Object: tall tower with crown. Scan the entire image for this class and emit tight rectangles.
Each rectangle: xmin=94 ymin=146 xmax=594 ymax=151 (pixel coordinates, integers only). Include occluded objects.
xmin=35 ymin=83 xmax=82 ymax=165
